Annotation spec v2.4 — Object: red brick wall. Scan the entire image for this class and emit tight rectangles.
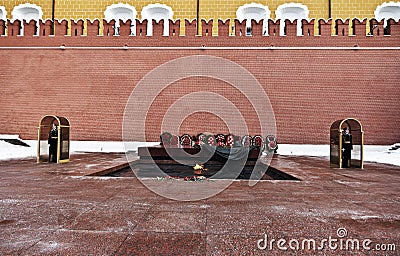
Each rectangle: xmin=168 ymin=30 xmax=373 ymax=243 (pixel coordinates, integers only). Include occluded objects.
xmin=0 ymin=45 xmax=398 ymax=145
xmin=0 ymin=18 xmax=399 ymax=145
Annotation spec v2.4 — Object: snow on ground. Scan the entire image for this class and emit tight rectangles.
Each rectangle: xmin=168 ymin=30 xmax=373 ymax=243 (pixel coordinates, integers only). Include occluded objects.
xmin=0 ymin=140 xmax=158 ymax=161
xmin=278 ymin=144 xmax=400 ymax=166
xmin=0 ymin=140 xmax=399 ymax=166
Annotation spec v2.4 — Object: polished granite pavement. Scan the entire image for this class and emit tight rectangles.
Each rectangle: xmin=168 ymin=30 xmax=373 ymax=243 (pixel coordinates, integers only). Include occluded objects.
xmin=0 ymin=153 xmax=399 ymax=255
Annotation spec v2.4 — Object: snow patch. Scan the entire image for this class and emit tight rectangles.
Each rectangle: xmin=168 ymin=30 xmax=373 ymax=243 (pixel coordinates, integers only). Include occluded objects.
xmin=0 ymin=140 xmax=399 ymax=166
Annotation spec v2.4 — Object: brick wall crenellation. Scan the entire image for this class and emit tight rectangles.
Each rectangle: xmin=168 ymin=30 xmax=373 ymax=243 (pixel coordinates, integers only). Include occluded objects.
xmin=1 ymin=18 xmax=400 ymax=39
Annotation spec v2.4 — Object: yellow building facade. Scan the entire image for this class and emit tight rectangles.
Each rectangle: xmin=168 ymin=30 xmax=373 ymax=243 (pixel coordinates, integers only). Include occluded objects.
xmin=1 ymin=0 xmax=392 ymax=21
xmin=0 ymin=1 xmax=397 ymax=35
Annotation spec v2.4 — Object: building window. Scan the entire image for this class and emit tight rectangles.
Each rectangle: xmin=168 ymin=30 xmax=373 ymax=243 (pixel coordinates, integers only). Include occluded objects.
xmin=11 ymin=3 xmax=43 ymax=36
xmin=236 ymin=3 xmax=270 ymax=35
xmin=374 ymin=2 xmax=400 ymax=33
xmin=104 ymin=3 xmax=137 ymax=36
xmin=141 ymin=4 xmax=173 ymax=36
xmin=275 ymin=3 xmax=309 ymax=36
xmin=0 ymin=6 xmax=7 ymax=20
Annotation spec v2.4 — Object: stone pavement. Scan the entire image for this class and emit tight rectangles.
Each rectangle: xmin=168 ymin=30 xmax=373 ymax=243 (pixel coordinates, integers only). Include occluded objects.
xmin=0 ymin=153 xmax=399 ymax=255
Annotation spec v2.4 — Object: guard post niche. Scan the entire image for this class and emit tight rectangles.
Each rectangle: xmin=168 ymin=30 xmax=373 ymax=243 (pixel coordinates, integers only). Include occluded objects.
xmin=330 ymin=118 xmax=364 ymax=169
xmin=37 ymin=115 xmax=70 ymax=163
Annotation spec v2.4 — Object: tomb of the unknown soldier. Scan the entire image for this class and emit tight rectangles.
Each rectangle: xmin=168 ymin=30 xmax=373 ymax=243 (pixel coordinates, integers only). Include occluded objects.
xmin=0 ymin=1 xmax=399 ymax=255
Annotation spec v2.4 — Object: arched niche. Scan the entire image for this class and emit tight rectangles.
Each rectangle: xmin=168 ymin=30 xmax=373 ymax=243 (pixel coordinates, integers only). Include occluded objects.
xmin=276 ymin=3 xmax=309 ymax=36
xmin=104 ymin=3 xmax=137 ymax=35
xmin=37 ymin=115 xmax=71 ymax=164
xmin=11 ymin=3 xmax=43 ymax=36
xmin=0 ymin=6 xmax=7 ymax=20
xmin=374 ymin=2 xmax=400 ymax=28
xmin=330 ymin=118 xmax=364 ymax=169
xmin=236 ymin=3 xmax=270 ymax=35
xmin=141 ymin=3 xmax=173 ymax=36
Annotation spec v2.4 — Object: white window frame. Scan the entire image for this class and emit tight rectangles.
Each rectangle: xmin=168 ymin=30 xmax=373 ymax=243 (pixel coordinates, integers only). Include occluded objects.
xmin=11 ymin=3 xmax=42 ymax=36
xmin=374 ymin=2 xmax=400 ymax=27
xmin=104 ymin=3 xmax=137 ymax=36
xmin=0 ymin=6 xmax=7 ymax=20
xmin=236 ymin=3 xmax=270 ymax=36
xmin=141 ymin=3 xmax=173 ymax=36
xmin=275 ymin=3 xmax=309 ymax=36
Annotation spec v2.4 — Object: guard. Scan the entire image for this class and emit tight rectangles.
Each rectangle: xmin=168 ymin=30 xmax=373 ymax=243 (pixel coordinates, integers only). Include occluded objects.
xmin=342 ymin=127 xmax=353 ymax=167
xmin=48 ymin=123 xmax=58 ymax=163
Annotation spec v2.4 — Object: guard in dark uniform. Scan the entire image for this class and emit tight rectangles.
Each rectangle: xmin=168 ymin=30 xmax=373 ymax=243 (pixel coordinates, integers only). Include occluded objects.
xmin=48 ymin=123 xmax=58 ymax=163
xmin=342 ymin=127 xmax=353 ymax=168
